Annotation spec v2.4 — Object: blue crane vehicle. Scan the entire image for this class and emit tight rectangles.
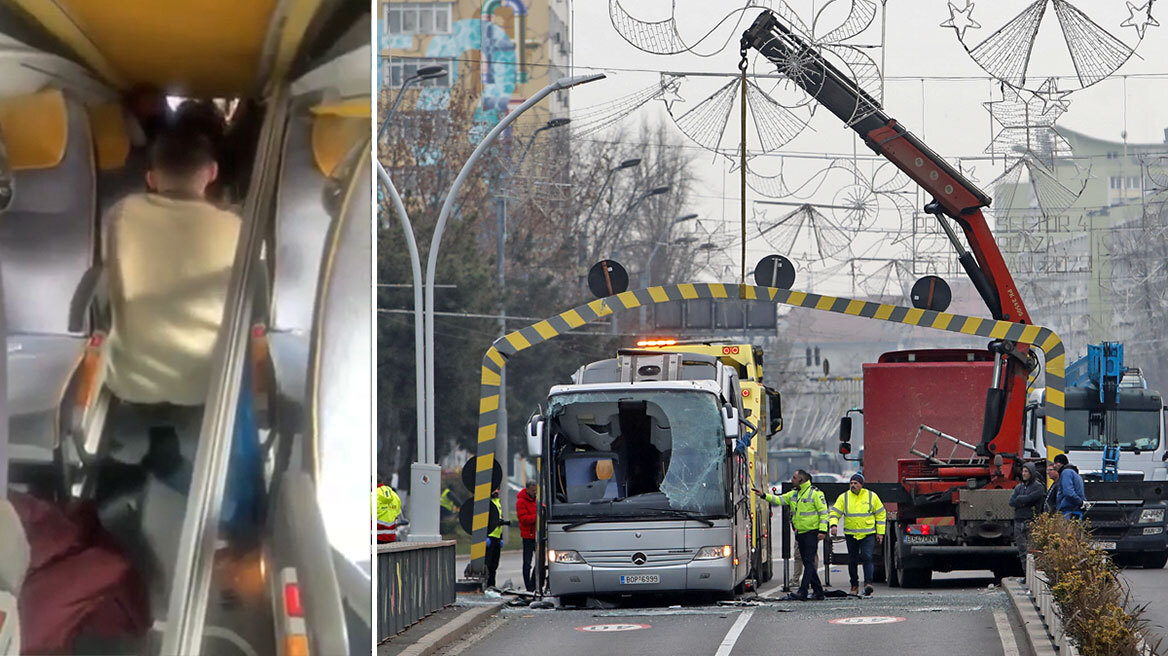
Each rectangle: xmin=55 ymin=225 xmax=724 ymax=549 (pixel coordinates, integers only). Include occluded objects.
xmin=1027 ymin=342 xmax=1168 ymax=567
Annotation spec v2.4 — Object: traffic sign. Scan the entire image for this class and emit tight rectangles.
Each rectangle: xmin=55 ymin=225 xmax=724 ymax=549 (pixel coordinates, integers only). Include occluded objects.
xmin=588 ymin=260 xmax=629 ymax=298
xmin=910 ymin=275 xmax=951 ymax=312
xmin=753 ymin=255 xmax=795 ymax=289
xmin=574 ymin=623 xmax=650 ymax=632
xmin=458 ymin=492 xmax=501 ymax=535
xmin=827 ymin=616 xmax=906 ymax=625
xmin=460 ymin=455 xmax=503 ymax=492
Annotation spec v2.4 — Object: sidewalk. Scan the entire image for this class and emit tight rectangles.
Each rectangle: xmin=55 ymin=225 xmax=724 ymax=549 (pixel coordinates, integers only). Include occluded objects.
xmin=377 ymin=598 xmax=504 ymax=656
xmin=455 ymin=549 xmax=527 ymax=589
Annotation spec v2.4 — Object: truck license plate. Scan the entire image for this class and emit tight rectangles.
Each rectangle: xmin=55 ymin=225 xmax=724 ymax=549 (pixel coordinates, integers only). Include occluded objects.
xmin=620 ymin=575 xmax=659 ymax=585
xmin=903 ymin=535 xmax=938 ymax=545
xmin=1090 ymin=541 xmax=1117 ymax=551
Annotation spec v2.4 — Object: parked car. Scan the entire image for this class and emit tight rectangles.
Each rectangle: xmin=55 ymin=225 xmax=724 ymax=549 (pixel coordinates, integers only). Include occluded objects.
xmin=811 ymin=473 xmax=847 ymax=484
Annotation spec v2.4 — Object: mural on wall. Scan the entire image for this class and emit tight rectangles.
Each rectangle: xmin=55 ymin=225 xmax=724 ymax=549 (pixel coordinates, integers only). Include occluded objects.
xmin=382 ymin=0 xmax=542 ymax=129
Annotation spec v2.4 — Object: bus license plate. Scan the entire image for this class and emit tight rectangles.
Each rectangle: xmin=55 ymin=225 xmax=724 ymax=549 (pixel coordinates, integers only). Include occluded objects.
xmin=903 ymin=535 xmax=938 ymax=545
xmin=1090 ymin=541 xmax=1117 ymax=551
xmin=620 ymin=575 xmax=659 ymax=585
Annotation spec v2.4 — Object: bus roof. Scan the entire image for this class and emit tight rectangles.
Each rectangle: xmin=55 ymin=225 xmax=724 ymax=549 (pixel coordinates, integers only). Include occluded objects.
xmin=5 ymin=0 xmax=354 ymax=96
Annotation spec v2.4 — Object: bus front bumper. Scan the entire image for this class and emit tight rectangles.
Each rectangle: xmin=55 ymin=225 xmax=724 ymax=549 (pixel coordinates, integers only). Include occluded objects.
xmin=548 ymin=558 xmax=735 ymax=596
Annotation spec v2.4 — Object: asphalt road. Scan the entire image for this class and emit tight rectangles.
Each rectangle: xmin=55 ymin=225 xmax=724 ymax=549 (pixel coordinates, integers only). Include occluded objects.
xmin=1122 ymin=565 xmax=1168 ymax=647
xmin=447 ymin=552 xmax=1024 ymax=656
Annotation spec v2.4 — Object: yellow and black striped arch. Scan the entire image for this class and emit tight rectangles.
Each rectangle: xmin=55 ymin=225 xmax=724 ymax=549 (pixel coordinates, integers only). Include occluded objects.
xmin=465 ymin=283 xmax=1066 ymax=576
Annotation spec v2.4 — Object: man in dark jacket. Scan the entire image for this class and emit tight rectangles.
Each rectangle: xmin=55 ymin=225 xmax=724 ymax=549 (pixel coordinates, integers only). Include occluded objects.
xmin=516 ymin=480 xmax=538 ymax=591
xmin=1008 ymin=462 xmax=1046 ymax=557
xmin=1044 ymin=467 xmax=1060 ymax=514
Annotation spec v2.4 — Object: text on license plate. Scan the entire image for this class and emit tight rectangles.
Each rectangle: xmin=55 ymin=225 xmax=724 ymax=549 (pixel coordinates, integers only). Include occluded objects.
xmin=903 ymin=535 xmax=938 ymax=544
xmin=620 ymin=575 xmax=659 ymax=584
xmin=1090 ymin=541 xmax=1117 ymax=551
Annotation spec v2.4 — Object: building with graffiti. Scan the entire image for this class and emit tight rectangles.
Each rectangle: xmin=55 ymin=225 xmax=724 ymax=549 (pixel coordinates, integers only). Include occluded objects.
xmin=379 ymin=0 xmax=573 ymax=128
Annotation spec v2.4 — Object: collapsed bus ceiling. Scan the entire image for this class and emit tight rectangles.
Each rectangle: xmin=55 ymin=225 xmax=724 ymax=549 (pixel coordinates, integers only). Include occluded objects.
xmin=0 ymin=0 xmax=361 ymax=98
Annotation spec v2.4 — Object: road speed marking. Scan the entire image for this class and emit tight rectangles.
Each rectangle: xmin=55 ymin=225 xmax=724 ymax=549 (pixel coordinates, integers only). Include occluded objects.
xmin=575 ymin=623 xmax=650 ymax=632
xmin=828 ymin=616 xmax=906 ymax=625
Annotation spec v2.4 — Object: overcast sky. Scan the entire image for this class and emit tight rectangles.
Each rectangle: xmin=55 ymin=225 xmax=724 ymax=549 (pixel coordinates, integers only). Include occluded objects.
xmin=558 ymin=0 xmax=1168 ymax=296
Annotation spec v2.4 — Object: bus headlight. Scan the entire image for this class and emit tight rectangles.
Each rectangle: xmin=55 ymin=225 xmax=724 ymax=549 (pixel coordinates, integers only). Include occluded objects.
xmin=1139 ymin=509 xmax=1165 ymax=524
xmin=547 ymin=549 xmax=584 ymax=564
xmin=694 ymin=545 xmax=732 ymax=560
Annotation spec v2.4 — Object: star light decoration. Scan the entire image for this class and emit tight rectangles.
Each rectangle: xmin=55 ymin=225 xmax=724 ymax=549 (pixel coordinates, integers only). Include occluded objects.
xmin=659 ymin=73 xmax=685 ymax=112
xmin=941 ymin=1 xmax=982 ymax=39
xmin=1121 ymin=1 xmax=1160 ymax=38
xmin=983 ymin=85 xmax=1071 ymax=170
xmin=946 ymin=0 xmax=1157 ymax=93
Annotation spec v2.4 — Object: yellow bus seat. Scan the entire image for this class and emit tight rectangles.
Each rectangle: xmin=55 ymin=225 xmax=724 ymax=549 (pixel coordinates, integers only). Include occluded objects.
xmin=0 ymin=90 xmax=97 ymax=483
xmin=268 ymin=95 xmax=368 ymax=435
xmin=594 ymin=459 xmax=614 ymax=481
xmin=90 ymin=102 xmax=148 ymax=216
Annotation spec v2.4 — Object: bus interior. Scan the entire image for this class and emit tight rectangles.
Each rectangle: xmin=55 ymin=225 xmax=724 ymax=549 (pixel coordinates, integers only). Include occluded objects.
xmin=0 ymin=1 xmax=371 ymax=654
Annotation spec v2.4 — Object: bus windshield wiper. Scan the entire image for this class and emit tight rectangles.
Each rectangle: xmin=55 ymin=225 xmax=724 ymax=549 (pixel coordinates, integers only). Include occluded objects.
xmin=645 ymin=507 xmax=715 ymax=527
xmin=561 ymin=498 xmax=625 ymax=531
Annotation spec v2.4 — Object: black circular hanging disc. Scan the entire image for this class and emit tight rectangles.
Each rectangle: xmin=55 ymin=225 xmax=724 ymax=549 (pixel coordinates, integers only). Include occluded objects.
xmin=588 ymin=259 xmax=629 ymax=298
xmin=910 ymin=275 xmax=952 ymax=312
xmin=458 ymin=493 xmax=502 ymax=535
xmin=753 ymin=254 xmax=796 ymax=290
xmin=461 ymin=455 xmax=503 ymax=492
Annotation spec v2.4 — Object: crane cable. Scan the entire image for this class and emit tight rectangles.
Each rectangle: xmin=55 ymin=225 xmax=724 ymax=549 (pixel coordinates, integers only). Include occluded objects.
xmin=739 ymin=44 xmax=749 ymax=284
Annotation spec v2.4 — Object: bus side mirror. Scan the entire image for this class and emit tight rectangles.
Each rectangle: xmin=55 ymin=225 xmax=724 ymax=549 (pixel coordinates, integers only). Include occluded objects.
xmin=767 ymin=388 xmax=782 ymax=435
xmin=723 ymin=405 xmax=740 ymax=440
xmin=526 ymin=414 xmax=544 ymax=457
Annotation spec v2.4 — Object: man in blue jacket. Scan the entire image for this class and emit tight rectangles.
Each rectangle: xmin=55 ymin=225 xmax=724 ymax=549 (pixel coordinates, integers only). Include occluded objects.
xmin=1052 ymin=454 xmax=1085 ymax=519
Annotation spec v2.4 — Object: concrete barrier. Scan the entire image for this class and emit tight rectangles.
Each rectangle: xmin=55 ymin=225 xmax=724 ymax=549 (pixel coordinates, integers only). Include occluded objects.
xmin=1025 ymin=554 xmax=1081 ymax=656
xmin=378 ymin=540 xmax=456 ymax=642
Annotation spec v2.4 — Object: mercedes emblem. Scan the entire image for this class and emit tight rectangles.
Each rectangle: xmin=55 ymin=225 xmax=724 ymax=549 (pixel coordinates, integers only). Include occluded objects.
xmin=631 ymin=552 xmax=647 ymax=565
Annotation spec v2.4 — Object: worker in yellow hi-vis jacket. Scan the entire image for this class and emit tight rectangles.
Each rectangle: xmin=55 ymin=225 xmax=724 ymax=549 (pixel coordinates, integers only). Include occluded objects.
xmin=754 ymin=469 xmax=829 ymax=601
xmin=829 ymin=473 xmax=886 ymax=596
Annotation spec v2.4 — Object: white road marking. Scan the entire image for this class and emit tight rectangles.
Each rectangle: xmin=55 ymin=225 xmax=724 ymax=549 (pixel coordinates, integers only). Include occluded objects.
xmin=714 ymin=609 xmax=754 ymax=656
xmin=993 ymin=609 xmax=1021 ymax=656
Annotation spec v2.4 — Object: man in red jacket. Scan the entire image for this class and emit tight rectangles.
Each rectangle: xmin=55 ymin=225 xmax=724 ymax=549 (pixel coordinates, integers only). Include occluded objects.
xmin=516 ymin=480 xmax=538 ymax=591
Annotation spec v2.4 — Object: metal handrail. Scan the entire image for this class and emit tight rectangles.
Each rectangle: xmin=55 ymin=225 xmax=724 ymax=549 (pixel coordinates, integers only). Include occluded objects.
xmin=909 ymin=424 xmax=986 ymax=466
xmin=161 ymin=88 xmax=290 ymax=656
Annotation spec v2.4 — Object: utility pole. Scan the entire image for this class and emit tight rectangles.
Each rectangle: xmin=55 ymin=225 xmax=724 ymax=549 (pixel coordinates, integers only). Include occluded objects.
xmin=496 ymin=117 xmax=571 ymax=519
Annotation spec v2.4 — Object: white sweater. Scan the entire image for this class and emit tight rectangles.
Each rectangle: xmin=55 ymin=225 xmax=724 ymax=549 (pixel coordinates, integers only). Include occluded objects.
xmin=102 ymin=193 xmax=241 ymax=405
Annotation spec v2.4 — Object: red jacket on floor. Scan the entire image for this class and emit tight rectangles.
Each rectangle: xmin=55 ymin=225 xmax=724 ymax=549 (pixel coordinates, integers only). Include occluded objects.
xmin=516 ymin=489 xmax=537 ymax=539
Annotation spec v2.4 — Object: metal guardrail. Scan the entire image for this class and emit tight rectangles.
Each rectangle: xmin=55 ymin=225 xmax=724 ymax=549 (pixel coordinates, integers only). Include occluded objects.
xmin=377 ymin=540 xmax=456 ymax=642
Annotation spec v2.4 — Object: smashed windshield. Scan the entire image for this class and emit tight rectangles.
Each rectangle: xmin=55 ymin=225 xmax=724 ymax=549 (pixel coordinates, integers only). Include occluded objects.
xmin=1064 ymin=409 xmax=1161 ymax=452
xmin=546 ymin=389 xmax=728 ymax=518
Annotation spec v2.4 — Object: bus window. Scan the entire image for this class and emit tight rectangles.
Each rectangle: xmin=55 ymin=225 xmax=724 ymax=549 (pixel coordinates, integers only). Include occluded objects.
xmin=548 ymin=390 xmax=728 ymax=518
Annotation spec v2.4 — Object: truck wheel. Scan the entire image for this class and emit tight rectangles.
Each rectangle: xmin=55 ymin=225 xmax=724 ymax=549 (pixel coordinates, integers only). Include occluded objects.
xmin=761 ymin=533 xmax=773 ymax=583
xmin=886 ymin=533 xmax=900 ymax=588
xmin=1141 ymin=551 xmax=1168 ymax=569
xmin=899 ymin=566 xmax=932 ymax=588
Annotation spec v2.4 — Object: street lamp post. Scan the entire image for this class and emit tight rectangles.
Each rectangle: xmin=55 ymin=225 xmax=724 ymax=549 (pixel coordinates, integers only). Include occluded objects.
xmin=378 ymin=65 xmax=448 ymax=143
xmin=578 ymin=157 xmax=640 ymax=295
xmin=375 ymin=162 xmax=426 ymax=530
xmin=610 ymin=185 xmax=670 ymax=333
xmin=423 ymin=73 xmax=605 ymax=550
xmin=640 ymin=213 xmax=698 ymax=329
xmin=495 ymin=116 xmax=571 ymax=518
